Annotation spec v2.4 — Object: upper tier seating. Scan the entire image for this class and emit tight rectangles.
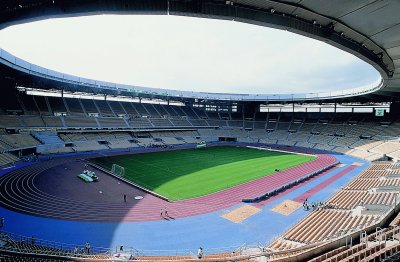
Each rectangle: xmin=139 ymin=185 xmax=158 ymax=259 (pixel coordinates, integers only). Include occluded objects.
xmin=169 ymin=118 xmax=192 ymax=127
xmin=129 ymin=118 xmax=153 ymax=128
xmin=64 ymin=98 xmax=85 ymax=115
xmin=19 ymin=115 xmax=46 ymax=127
xmin=150 ymin=118 xmax=174 ymax=127
xmin=0 ymin=115 xmax=24 ymax=128
xmin=97 ymin=117 xmax=127 ymax=128
xmin=107 ymin=101 xmax=126 ymax=115
xmin=94 ymin=100 xmax=115 ymax=117
xmin=63 ymin=116 xmax=98 ymax=128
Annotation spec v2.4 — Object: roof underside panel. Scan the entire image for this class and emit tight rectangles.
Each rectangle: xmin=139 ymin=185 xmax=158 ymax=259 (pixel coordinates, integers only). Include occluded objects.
xmin=293 ymin=0 xmax=400 ymax=96
xmin=296 ymin=0 xmax=378 ymax=19
xmin=370 ymin=25 xmax=400 ymax=50
xmin=335 ymin=1 xmax=400 ymax=37
xmin=387 ymin=46 xmax=400 ymax=61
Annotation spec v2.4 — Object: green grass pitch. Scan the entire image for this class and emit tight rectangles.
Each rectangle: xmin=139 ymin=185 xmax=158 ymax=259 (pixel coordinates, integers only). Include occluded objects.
xmin=91 ymin=146 xmax=316 ymax=201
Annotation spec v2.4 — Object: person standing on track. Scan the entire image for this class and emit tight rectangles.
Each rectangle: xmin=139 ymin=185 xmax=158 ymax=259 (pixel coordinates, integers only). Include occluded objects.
xmin=124 ymin=194 xmax=127 ymax=203
xmin=85 ymin=241 xmax=91 ymax=255
xmin=197 ymin=247 xmax=203 ymax=259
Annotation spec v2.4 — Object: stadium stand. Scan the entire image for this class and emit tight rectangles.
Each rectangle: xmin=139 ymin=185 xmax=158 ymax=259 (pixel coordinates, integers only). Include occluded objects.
xmin=0 ymin=134 xmax=41 ymax=149
xmin=97 ymin=117 xmax=127 ymax=128
xmin=133 ymin=103 xmax=150 ymax=117
xmin=94 ymin=100 xmax=115 ymax=117
xmin=72 ymin=141 xmax=108 ymax=152
xmin=326 ymin=191 xmax=396 ymax=209
xmin=19 ymin=115 xmax=46 ymax=128
xmin=63 ymin=116 xmax=98 ymax=128
xmin=4 ymin=100 xmax=400 ymax=174
xmin=150 ymin=118 xmax=174 ymax=127
xmin=129 ymin=117 xmax=153 ymax=128
xmin=266 ymin=159 xmax=400 ymax=261
xmin=108 ymin=140 xmax=138 ymax=149
xmin=169 ymin=118 xmax=192 ymax=127
xmin=42 ymin=116 xmax=64 ymax=128
xmin=0 ymin=115 xmax=24 ymax=128
xmin=272 ymin=210 xmax=380 ymax=245
xmin=80 ymin=99 xmax=98 ymax=115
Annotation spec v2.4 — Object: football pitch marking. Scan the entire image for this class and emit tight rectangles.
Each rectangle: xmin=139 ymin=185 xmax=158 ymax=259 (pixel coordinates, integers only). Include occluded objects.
xmin=271 ymin=200 xmax=303 ymax=216
xmin=246 ymin=146 xmax=316 ymax=157
xmin=221 ymin=205 xmax=261 ymax=223
xmin=90 ymin=146 xmax=316 ymax=200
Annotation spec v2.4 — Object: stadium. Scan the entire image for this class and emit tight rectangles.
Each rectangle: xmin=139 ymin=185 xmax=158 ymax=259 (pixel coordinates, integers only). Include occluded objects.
xmin=1 ymin=0 xmax=400 ymax=261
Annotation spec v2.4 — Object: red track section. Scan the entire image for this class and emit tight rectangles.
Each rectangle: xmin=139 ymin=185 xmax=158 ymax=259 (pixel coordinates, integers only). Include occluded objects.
xmin=293 ymin=165 xmax=357 ymax=204
xmin=0 ymin=153 xmax=337 ymax=222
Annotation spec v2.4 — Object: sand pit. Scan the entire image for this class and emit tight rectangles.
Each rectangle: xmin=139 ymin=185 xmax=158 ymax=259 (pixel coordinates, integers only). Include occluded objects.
xmin=271 ymin=200 xmax=303 ymax=216
xmin=221 ymin=205 xmax=261 ymax=223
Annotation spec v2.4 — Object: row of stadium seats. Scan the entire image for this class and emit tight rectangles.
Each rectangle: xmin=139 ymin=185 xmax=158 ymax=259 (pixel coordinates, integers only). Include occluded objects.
xmin=0 ymin=152 xmax=20 ymax=166
xmin=345 ymin=178 xmax=400 ymax=191
xmin=0 ymin=134 xmax=41 ymax=149
xmin=1 ymin=113 xmax=400 ymax=142
xmin=281 ymin=209 xmax=379 ymax=244
xmin=326 ymin=191 xmax=396 ymax=209
xmin=309 ymin=227 xmax=400 ymax=262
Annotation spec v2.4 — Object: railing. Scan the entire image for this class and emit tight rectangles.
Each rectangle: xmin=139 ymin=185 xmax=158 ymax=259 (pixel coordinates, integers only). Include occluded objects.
xmin=0 ymin=230 xmax=116 ymax=258
xmin=0 ymin=230 xmax=264 ymax=260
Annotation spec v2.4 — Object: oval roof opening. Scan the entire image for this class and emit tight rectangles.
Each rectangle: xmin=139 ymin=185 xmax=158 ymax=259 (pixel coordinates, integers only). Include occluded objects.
xmin=0 ymin=15 xmax=381 ymax=95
